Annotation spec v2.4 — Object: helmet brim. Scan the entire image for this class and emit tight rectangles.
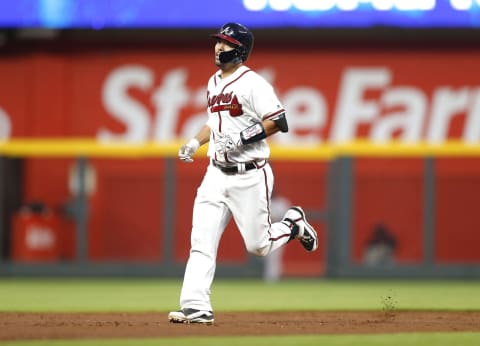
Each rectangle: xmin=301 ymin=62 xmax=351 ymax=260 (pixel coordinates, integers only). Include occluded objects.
xmin=210 ymin=33 xmax=242 ymax=47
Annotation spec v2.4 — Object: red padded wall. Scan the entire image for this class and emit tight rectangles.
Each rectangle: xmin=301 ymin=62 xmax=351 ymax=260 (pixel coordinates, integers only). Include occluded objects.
xmin=435 ymin=158 xmax=480 ymax=263
xmin=353 ymin=158 xmax=424 ymax=264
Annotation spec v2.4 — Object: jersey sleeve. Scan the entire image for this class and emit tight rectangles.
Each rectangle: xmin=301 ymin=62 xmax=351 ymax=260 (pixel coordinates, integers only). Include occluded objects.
xmin=249 ymin=74 xmax=285 ymax=121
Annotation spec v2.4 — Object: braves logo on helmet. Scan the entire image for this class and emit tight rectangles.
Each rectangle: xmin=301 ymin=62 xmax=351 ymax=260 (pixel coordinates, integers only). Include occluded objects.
xmin=220 ymin=26 xmax=235 ymax=37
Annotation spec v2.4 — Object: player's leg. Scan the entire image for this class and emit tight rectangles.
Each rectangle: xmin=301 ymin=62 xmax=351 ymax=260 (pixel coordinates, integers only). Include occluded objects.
xmin=171 ymin=166 xmax=231 ymax=322
xmin=228 ymin=164 xmax=292 ymax=256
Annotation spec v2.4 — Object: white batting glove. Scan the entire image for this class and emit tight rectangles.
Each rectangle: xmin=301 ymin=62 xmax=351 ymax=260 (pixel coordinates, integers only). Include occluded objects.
xmin=178 ymin=138 xmax=200 ymax=163
xmin=214 ymin=133 xmax=241 ymax=156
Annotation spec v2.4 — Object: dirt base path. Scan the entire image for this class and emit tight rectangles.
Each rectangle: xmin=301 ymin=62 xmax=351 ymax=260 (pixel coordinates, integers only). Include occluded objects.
xmin=1 ymin=311 xmax=480 ymax=341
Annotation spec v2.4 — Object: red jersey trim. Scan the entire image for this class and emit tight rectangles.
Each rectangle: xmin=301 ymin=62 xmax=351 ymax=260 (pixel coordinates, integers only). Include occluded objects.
xmin=262 ymin=109 xmax=286 ymax=121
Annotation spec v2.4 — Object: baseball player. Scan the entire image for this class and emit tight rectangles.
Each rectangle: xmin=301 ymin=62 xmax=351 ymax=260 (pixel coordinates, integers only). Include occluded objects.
xmin=168 ymin=22 xmax=318 ymax=325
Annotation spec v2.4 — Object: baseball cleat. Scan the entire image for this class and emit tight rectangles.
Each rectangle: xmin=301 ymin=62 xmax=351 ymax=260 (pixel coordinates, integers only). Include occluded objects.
xmin=284 ymin=206 xmax=318 ymax=252
xmin=168 ymin=308 xmax=214 ymax=325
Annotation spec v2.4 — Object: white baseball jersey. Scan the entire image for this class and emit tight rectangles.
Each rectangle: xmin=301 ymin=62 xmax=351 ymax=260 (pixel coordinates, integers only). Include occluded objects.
xmin=178 ymin=64 xmax=293 ymax=313
xmin=206 ymin=65 xmax=285 ymax=163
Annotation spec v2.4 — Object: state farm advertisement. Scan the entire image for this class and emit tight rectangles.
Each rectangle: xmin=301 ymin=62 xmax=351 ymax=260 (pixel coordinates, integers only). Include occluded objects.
xmin=1 ymin=47 xmax=480 ymax=143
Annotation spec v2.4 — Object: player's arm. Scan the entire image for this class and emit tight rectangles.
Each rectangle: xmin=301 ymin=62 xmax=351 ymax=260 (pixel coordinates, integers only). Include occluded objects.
xmin=193 ymin=125 xmax=211 ymax=146
xmin=239 ymin=112 xmax=288 ymax=145
xmin=263 ymin=112 xmax=288 ymax=137
xmin=178 ymin=125 xmax=211 ymax=162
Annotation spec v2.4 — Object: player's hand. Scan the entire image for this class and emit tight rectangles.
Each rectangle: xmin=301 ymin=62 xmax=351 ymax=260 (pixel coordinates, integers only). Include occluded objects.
xmin=214 ymin=133 xmax=240 ymax=156
xmin=178 ymin=145 xmax=194 ymax=162
xmin=178 ymin=139 xmax=200 ymax=163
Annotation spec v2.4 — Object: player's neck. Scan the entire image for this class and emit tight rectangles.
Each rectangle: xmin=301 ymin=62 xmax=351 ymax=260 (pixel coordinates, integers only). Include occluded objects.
xmin=220 ymin=63 xmax=243 ymax=79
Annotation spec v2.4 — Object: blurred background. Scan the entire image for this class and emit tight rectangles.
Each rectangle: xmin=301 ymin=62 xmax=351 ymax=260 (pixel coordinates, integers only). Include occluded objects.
xmin=0 ymin=0 xmax=479 ymax=279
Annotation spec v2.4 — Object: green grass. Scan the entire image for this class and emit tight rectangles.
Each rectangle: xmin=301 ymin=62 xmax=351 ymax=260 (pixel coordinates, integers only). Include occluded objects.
xmin=2 ymin=333 xmax=480 ymax=346
xmin=0 ymin=278 xmax=479 ymax=312
xmin=1 ymin=278 xmax=479 ymax=346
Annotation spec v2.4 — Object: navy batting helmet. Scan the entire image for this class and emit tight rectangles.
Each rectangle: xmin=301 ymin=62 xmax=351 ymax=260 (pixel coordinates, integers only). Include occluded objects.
xmin=211 ymin=22 xmax=254 ymax=64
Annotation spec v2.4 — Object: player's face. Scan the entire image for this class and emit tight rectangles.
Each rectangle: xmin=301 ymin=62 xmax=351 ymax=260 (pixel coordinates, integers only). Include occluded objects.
xmin=214 ymin=39 xmax=236 ymax=66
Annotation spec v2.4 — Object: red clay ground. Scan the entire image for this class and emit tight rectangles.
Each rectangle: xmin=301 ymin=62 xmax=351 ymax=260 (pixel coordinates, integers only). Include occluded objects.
xmin=1 ymin=311 xmax=480 ymax=340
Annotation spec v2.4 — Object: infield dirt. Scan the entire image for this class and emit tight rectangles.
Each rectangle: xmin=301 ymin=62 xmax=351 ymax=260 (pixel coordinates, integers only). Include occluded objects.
xmin=1 ymin=311 xmax=480 ymax=340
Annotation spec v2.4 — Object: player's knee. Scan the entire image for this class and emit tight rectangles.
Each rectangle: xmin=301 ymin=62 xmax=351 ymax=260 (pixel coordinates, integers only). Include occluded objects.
xmin=246 ymin=244 xmax=269 ymax=257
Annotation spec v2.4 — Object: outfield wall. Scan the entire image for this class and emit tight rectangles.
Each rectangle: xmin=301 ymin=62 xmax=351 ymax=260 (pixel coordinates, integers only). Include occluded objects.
xmin=1 ymin=37 xmax=480 ymax=277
